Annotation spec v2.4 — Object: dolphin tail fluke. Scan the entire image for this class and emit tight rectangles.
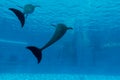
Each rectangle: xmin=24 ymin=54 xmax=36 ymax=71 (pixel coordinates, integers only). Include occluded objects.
xmin=9 ymin=8 xmax=25 ymax=27
xmin=26 ymin=46 xmax=42 ymax=64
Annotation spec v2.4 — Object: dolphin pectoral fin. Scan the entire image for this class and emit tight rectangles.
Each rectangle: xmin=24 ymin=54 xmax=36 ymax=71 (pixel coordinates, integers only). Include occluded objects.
xmin=16 ymin=5 xmax=24 ymax=9
xmin=26 ymin=46 xmax=42 ymax=64
xmin=9 ymin=8 xmax=25 ymax=27
xmin=67 ymin=27 xmax=73 ymax=30
xmin=51 ymin=24 xmax=56 ymax=27
xmin=35 ymin=5 xmax=40 ymax=7
xmin=25 ymin=14 xmax=28 ymax=18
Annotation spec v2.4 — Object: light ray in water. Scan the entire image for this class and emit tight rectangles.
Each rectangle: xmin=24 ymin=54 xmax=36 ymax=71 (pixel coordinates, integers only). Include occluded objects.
xmin=0 ymin=39 xmax=27 ymax=45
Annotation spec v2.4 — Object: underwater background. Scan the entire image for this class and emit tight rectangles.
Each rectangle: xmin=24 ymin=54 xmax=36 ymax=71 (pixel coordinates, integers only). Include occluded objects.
xmin=0 ymin=0 xmax=120 ymax=80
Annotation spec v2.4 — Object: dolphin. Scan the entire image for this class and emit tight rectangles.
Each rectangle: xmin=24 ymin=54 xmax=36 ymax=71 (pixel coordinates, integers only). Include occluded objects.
xmin=9 ymin=4 xmax=40 ymax=27
xmin=26 ymin=23 xmax=73 ymax=64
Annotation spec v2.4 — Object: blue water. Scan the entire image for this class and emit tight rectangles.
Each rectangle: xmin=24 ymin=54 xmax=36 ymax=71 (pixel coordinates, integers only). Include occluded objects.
xmin=0 ymin=0 xmax=120 ymax=79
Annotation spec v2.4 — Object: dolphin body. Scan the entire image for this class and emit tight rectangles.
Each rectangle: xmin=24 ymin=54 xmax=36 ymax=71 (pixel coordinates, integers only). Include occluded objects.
xmin=26 ymin=23 xmax=73 ymax=64
xmin=9 ymin=4 xmax=40 ymax=27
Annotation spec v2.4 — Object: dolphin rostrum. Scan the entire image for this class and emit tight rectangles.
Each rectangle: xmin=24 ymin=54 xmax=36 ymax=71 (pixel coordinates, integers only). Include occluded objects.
xmin=9 ymin=4 xmax=40 ymax=27
xmin=26 ymin=23 xmax=73 ymax=64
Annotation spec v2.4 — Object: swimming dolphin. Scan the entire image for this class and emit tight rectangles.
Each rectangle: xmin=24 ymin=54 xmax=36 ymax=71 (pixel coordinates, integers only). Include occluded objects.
xmin=9 ymin=4 xmax=40 ymax=27
xmin=26 ymin=23 xmax=73 ymax=64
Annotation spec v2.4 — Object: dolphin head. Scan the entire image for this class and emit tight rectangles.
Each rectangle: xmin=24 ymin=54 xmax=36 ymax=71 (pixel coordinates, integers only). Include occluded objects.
xmin=51 ymin=23 xmax=73 ymax=30
xmin=57 ymin=23 xmax=73 ymax=30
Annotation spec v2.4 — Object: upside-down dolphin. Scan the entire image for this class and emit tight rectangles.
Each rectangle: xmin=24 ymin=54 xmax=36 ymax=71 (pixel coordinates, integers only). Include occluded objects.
xmin=26 ymin=23 xmax=73 ymax=64
xmin=9 ymin=4 xmax=40 ymax=27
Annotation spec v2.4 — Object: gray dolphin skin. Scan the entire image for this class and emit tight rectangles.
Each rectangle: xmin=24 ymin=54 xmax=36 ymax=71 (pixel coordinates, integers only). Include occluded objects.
xmin=26 ymin=23 xmax=73 ymax=64
xmin=24 ymin=4 xmax=36 ymax=14
xmin=22 ymin=4 xmax=40 ymax=18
